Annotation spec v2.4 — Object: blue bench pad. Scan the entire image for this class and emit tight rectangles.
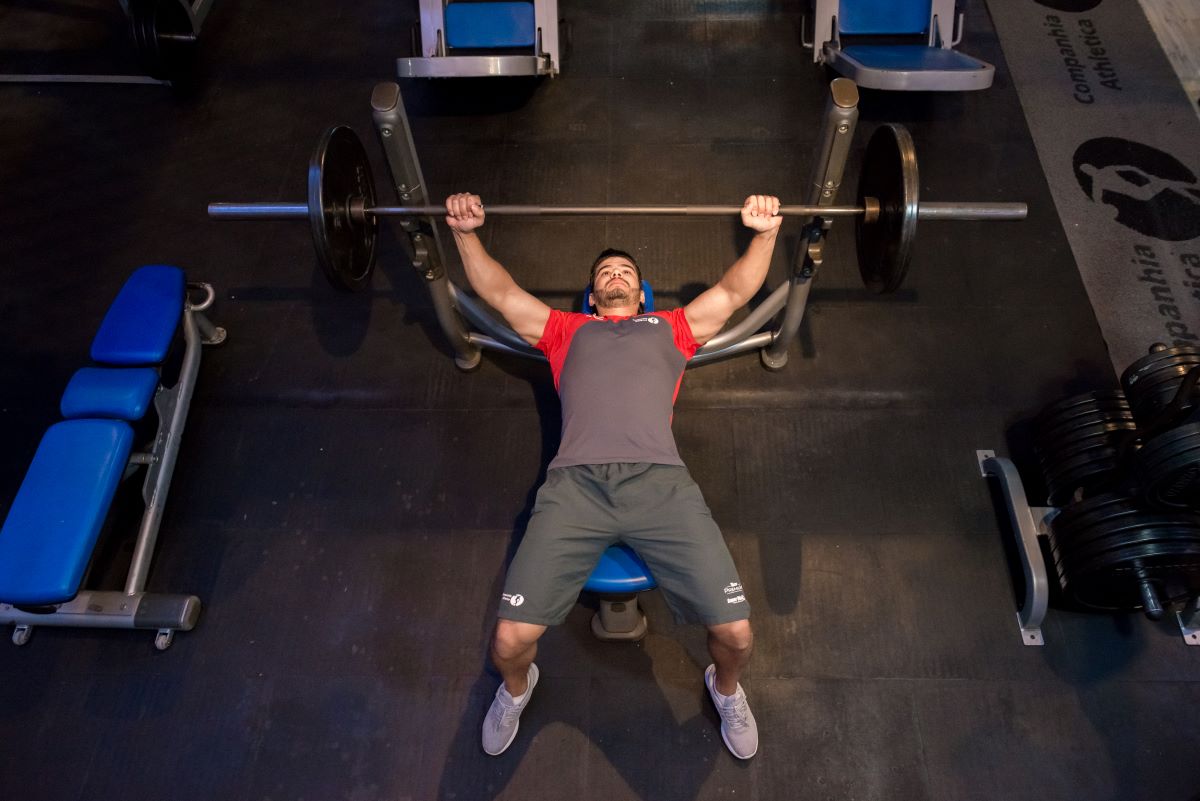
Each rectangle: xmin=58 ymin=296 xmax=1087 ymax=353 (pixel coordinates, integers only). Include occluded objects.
xmin=585 ymin=543 xmax=657 ymax=594
xmin=0 ymin=420 xmax=134 ymax=605
xmin=841 ymin=45 xmax=991 ymax=72
xmin=445 ymin=2 xmax=536 ymax=48
xmin=61 ymin=367 xmax=159 ymax=421
xmin=839 ymin=0 xmax=930 ymax=35
xmin=91 ymin=265 xmax=185 ymax=365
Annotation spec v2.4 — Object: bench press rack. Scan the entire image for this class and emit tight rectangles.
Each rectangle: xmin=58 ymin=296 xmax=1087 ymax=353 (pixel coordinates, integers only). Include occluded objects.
xmin=367 ymin=77 xmax=863 ymax=371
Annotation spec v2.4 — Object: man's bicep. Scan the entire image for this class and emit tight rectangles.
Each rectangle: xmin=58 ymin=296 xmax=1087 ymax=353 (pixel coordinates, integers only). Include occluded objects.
xmin=497 ymin=286 xmax=553 ymax=344
xmin=683 ymin=284 xmax=740 ymax=345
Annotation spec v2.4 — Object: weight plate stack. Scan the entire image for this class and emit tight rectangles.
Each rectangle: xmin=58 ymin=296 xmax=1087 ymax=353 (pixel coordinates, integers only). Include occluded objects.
xmin=1048 ymin=493 xmax=1200 ymax=614
xmin=1119 ymin=344 xmax=1200 ymax=430
xmin=1033 ymin=391 xmax=1137 ymax=507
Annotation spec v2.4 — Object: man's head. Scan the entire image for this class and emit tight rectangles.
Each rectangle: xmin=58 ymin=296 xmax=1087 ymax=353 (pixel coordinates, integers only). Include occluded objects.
xmin=588 ymin=248 xmax=645 ymax=314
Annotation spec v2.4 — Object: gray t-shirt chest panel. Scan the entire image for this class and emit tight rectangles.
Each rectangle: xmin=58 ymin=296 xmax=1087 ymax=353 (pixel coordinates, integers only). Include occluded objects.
xmin=550 ymin=315 xmax=688 ymax=469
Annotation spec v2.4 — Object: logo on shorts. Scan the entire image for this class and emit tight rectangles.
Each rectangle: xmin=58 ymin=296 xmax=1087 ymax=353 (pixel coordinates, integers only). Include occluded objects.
xmin=502 ymin=593 xmax=525 ymax=607
xmin=726 ymin=595 xmax=746 ymax=604
xmin=633 ymin=316 xmax=659 ymax=324
xmin=723 ymin=582 xmax=744 ymax=595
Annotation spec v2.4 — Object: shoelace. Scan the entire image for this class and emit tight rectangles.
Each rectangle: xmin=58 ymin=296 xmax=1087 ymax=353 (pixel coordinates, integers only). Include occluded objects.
xmin=493 ymin=695 xmax=523 ymax=727
xmin=720 ymin=694 xmax=752 ymax=730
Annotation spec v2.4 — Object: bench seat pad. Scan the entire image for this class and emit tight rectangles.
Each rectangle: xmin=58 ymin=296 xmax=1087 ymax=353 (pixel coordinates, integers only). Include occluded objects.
xmin=0 ymin=420 xmax=134 ymax=605
xmin=91 ymin=265 xmax=185 ymax=365
xmin=60 ymin=367 xmax=159 ymax=421
xmin=585 ymin=543 xmax=657 ymax=594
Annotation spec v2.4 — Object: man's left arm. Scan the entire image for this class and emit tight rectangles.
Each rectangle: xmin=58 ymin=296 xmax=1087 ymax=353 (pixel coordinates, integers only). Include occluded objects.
xmin=683 ymin=195 xmax=782 ymax=345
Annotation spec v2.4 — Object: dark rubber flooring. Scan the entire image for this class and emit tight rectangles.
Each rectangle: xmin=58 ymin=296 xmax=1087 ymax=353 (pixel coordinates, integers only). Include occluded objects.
xmin=0 ymin=1 xmax=1197 ymax=800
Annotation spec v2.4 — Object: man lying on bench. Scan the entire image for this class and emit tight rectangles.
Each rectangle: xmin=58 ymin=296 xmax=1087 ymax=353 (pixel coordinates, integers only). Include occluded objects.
xmin=0 ymin=265 xmax=224 ymax=650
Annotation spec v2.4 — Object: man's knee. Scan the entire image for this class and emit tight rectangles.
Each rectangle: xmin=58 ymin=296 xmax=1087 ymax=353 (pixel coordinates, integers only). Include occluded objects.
xmin=492 ymin=619 xmax=547 ymax=661
xmin=709 ymin=619 xmax=753 ymax=653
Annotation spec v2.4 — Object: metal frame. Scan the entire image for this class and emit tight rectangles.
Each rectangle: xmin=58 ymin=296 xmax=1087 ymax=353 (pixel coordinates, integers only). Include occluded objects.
xmin=0 ymin=0 xmax=216 ymax=86
xmin=368 ymin=78 xmax=862 ymax=372
xmin=398 ymin=0 xmax=560 ymax=78
xmin=0 ymin=284 xmax=225 ymax=650
xmin=977 ymin=449 xmax=1200 ymax=647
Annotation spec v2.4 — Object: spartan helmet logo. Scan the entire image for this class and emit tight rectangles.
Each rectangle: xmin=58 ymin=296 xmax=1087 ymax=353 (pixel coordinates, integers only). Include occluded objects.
xmin=1073 ymin=138 xmax=1200 ymax=242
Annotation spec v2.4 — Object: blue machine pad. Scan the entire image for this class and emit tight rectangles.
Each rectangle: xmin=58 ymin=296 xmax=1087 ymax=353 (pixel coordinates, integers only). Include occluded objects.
xmin=0 ymin=420 xmax=135 ymax=605
xmin=445 ymin=2 xmax=536 ymax=48
xmin=91 ymin=265 xmax=185 ymax=365
xmin=60 ymin=367 xmax=160 ymax=421
xmin=584 ymin=543 xmax=658 ymax=594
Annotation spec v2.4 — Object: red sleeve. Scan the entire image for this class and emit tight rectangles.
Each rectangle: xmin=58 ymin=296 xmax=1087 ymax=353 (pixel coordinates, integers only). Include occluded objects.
xmin=657 ymin=309 xmax=701 ymax=359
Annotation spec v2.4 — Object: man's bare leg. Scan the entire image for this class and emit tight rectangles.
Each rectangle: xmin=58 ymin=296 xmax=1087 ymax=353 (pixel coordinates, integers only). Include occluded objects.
xmin=482 ymin=619 xmax=547 ymax=755
xmin=705 ymin=619 xmax=758 ymax=759
xmin=707 ymin=619 xmax=753 ymax=694
xmin=493 ymin=619 xmax=546 ymax=696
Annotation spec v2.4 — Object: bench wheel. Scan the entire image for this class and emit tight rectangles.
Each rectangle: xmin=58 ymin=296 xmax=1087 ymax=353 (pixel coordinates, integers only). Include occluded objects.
xmin=12 ymin=625 xmax=32 ymax=646
xmin=155 ymin=629 xmax=174 ymax=651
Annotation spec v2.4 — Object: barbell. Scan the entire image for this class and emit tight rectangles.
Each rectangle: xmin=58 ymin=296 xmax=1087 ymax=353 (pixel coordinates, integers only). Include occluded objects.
xmin=208 ymin=124 xmax=1028 ymax=294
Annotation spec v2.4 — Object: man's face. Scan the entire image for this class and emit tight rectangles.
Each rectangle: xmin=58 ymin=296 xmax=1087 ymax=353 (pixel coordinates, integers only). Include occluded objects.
xmin=591 ymin=257 xmax=643 ymax=311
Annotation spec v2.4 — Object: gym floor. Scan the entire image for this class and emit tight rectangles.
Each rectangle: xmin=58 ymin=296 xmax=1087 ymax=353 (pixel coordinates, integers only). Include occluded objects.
xmin=0 ymin=2 xmax=1198 ymax=800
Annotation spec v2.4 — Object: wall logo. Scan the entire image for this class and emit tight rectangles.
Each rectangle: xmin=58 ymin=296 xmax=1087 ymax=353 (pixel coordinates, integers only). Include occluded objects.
xmin=1073 ymin=138 xmax=1200 ymax=241
xmin=1033 ymin=0 xmax=1102 ymax=11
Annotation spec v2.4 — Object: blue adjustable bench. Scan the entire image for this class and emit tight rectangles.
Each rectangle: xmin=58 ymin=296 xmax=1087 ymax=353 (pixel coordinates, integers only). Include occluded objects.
xmin=578 ymin=280 xmax=659 ymax=641
xmin=0 ymin=265 xmax=225 ymax=650
xmin=806 ymin=0 xmax=994 ymax=91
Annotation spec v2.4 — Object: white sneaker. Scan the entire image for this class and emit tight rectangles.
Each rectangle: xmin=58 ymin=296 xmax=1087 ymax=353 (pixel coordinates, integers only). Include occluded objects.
xmin=482 ymin=663 xmax=540 ymax=756
xmin=704 ymin=664 xmax=758 ymax=759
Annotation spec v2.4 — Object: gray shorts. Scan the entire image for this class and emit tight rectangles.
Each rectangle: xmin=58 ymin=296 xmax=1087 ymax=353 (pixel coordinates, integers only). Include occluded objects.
xmin=498 ymin=463 xmax=750 ymax=627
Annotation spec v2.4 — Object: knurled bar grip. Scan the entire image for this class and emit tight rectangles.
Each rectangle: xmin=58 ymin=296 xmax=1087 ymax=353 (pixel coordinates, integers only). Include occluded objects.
xmin=207 ymin=201 xmax=1029 ymax=221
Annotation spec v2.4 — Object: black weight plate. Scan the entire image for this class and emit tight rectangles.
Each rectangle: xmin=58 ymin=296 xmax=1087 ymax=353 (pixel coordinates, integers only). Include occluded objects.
xmin=1121 ymin=343 xmax=1200 ymax=377
xmin=1035 ymin=415 xmax=1136 ymax=455
xmin=128 ymin=0 xmax=197 ymax=81
xmin=1038 ymin=429 xmax=1135 ymax=465
xmin=1067 ymin=549 xmax=1200 ymax=611
xmin=1036 ymin=420 xmax=1136 ymax=460
xmin=1036 ymin=408 xmax=1135 ymax=442
xmin=1034 ymin=390 xmax=1128 ymax=426
xmin=1049 ymin=494 xmax=1143 ymax=552
xmin=856 ymin=124 xmax=917 ymax=294
xmin=309 ymin=126 xmax=378 ymax=292
xmin=1056 ymin=519 xmax=1200 ymax=567
xmin=1137 ymin=424 xmax=1200 ymax=470
xmin=1132 ymin=438 xmax=1200 ymax=506
xmin=1067 ymin=540 xmax=1200 ymax=584
xmin=1120 ymin=344 xmax=1200 ymax=386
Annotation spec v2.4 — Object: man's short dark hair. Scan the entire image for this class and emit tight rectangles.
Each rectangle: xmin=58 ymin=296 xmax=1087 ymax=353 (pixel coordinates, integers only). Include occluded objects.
xmin=589 ymin=248 xmax=641 ymax=286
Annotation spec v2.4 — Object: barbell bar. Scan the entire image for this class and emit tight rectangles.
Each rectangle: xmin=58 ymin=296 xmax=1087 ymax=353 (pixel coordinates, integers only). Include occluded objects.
xmin=209 ymin=201 xmax=1027 ymax=221
xmin=207 ymin=124 xmax=1029 ymax=294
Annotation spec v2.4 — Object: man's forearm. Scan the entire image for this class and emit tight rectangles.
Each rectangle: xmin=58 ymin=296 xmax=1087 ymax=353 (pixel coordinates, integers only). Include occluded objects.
xmin=719 ymin=229 xmax=779 ymax=304
xmin=453 ymin=230 xmax=520 ymax=304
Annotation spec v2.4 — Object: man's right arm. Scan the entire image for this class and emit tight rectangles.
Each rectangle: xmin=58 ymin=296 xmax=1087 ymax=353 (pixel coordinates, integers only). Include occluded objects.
xmin=445 ymin=193 xmax=551 ymax=346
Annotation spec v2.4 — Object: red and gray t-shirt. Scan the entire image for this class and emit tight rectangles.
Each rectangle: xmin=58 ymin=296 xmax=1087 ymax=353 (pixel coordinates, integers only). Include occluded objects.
xmin=535 ymin=308 xmax=701 ymax=470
